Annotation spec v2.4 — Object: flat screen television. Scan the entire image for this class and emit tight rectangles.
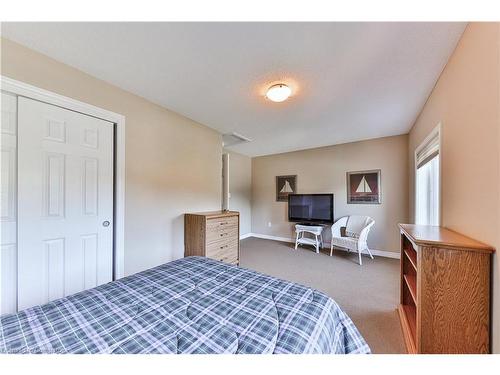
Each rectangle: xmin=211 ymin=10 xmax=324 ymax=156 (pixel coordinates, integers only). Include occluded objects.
xmin=288 ymin=194 xmax=334 ymax=224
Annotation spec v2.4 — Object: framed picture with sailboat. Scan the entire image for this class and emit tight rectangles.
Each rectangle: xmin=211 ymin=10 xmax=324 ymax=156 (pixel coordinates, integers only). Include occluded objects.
xmin=346 ymin=169 xmax=381 ymax=204
xmin=276 ymin=175 xmax=297 ymax=202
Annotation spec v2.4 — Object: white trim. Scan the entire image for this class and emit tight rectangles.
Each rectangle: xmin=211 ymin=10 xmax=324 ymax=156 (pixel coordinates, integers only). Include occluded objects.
xmin=414 ymin=122 xmax=442 ymax=226
xmin=239 ymin=233 xmax=253 ymax=240
xmin=244 ymin=233 xmax=400 ymax=259
xmin=1 ymin=76 xmax=126 ymax=279
xmin=245 ymin=233 xmax=292 ymax=243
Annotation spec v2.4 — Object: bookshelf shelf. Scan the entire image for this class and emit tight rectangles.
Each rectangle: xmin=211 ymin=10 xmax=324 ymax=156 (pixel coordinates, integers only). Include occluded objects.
xmin=403 ymin=274 xmax=417 ymax=304
xmin=404 ymin=248 xmax=417 ymax=271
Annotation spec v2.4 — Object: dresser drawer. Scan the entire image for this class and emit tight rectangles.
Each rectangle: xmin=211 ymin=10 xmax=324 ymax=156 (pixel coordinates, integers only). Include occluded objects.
xmin=206 ymin=237 xmax=238 ymax=255
xmin=206 ymin=238 xmax=238 ymax=262
xmin=206 ymin=215 xmax=238 ymax=231
xmin=206 ymin=224 xmax=238 ymax=243
xmin=210 ymin=251 xmax=238 ymax=265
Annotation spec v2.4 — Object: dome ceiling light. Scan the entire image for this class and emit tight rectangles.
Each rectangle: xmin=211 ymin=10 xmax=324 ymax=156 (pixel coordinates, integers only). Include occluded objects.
xmin=265 ymin=83 xmax=291 ymax=102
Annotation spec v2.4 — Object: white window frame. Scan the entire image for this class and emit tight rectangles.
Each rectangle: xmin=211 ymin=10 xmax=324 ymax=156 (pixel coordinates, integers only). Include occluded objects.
xmin=1 ymin=76 xmax=126 ymax=279
xmin=414 ymin=123 xmax=442 ymax=226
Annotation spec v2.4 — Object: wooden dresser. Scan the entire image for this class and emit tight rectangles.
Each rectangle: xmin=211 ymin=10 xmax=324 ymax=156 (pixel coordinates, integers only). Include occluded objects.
xmin=184 ymin=211 xmax=240 ymax=265
xmin=398 ymin=224 xmax=494 ymax=354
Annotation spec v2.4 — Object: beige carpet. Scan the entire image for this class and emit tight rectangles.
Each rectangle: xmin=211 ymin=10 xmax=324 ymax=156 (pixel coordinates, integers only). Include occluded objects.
xmin=239 ymin=237 xmax=406 ymax=354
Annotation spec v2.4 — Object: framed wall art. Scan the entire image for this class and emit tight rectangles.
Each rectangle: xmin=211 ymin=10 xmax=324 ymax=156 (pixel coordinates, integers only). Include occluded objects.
xmin=276 ymin=175 xmax=297 ymax=202
xmin=346 ymin=169 xmax=381 ymax=204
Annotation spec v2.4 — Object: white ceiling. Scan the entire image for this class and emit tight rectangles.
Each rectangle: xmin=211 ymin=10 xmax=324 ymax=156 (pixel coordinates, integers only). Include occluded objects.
xmin=1 ymin=22 xmax=466 ymax=156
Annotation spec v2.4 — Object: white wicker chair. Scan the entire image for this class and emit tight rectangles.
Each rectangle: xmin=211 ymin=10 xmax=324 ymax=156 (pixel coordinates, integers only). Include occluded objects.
xmin=330 ymin=215 xmax=375 ymax=265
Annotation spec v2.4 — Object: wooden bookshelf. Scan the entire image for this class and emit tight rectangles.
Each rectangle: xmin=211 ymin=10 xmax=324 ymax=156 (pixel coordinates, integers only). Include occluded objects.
xmin=398 ymin=224 xmax=494 ymax=354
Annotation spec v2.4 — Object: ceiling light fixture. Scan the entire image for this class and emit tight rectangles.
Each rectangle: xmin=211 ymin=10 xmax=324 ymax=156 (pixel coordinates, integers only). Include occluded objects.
xmin=266 ymin=83 xmax=291 ymax=102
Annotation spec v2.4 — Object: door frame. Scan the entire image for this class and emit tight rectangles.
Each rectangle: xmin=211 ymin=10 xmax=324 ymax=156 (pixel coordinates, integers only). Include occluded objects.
xmin=1 ymin=76 xmax=126 ymax=279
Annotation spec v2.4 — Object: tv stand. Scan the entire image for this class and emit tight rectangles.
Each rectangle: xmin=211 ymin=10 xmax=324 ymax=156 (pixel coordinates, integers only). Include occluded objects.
xmin=294 ymin=224 xmax=325 ymax=253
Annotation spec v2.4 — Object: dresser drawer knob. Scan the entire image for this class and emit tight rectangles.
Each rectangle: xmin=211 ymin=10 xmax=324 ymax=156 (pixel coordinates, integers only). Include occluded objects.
xmin=220 ymin=233 xmax=228 ymax=237
xmin=220 ymin=245 xmax=228 ymax=249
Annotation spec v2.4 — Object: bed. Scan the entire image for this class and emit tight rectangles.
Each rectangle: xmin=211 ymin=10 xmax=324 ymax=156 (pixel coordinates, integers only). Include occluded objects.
xmin=0 ymin=256 xmax=370 ymax=354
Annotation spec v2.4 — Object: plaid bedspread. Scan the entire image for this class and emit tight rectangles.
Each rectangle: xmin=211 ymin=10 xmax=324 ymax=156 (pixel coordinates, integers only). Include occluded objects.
xmin=0 ymin=256 xmax=370 ymax=354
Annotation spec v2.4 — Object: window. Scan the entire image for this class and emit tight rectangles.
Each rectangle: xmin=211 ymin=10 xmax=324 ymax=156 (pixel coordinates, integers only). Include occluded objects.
xmin=415 ymin=126 xmax=440 ymax=225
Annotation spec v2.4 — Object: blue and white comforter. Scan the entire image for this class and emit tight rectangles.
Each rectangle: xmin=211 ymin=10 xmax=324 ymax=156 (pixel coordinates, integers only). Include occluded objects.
xmin=0 ymin=256 xmax=370 ymax=354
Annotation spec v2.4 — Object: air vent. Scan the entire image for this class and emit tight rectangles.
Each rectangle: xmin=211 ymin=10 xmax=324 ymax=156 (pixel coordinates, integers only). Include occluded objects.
xmin=222 ymin=132 xmax=252 ymax=147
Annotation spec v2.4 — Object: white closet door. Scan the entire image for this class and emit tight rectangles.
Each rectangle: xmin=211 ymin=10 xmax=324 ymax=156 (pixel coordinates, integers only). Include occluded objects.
xmin=18 ymin=97 xmax=114 ymax=310
xmin=1 ymin=92 xmax=18 ymax=315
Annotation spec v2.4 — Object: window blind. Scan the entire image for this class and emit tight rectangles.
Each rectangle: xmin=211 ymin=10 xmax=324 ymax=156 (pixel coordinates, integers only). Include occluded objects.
xmin=416 ymin=131 xmax=439 ymax=169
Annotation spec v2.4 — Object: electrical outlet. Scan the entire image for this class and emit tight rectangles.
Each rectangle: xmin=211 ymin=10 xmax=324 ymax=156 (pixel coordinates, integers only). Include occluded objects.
xmin=268 ymin=222 xmax=272 ymax=227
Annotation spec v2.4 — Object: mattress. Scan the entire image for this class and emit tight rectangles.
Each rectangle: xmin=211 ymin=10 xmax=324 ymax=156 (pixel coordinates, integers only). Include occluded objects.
xmin=0 ymin=256 xmax=370 ymax=354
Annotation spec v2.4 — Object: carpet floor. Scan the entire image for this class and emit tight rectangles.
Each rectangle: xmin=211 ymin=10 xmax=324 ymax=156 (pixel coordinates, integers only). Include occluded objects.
xmin=239 ymin=237 xmax=406 ymax=354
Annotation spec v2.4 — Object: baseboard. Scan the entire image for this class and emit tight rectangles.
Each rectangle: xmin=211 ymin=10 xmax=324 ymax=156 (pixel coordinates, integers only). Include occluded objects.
xmin=239 ymin=233 xmax=253 ymax=240
xmin=243 ymin=233 xmax=291 ymax=243
xmin=244 ymin=233 xmax=400 ymax=259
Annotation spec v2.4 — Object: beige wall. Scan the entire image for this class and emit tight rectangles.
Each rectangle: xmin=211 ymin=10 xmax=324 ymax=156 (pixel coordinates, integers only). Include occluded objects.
xmin=1 ymin=38 xmax=223 ymax=276
xmin=408 ymin=23 xmax=500 ymax=353
xmin=252 ymin=134 xmax=409 ymax=253
xmin=225 ymin=150 xmax=252 ymax=235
